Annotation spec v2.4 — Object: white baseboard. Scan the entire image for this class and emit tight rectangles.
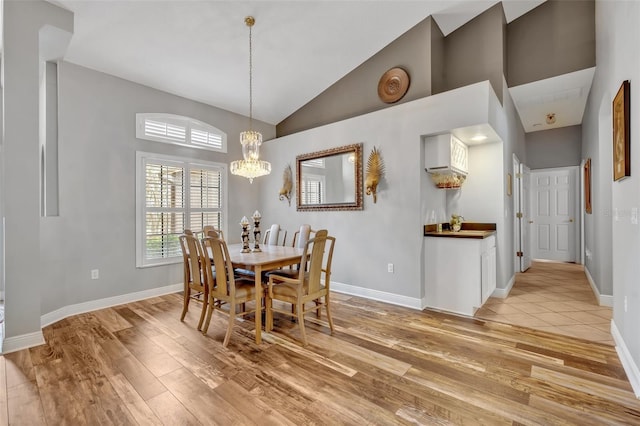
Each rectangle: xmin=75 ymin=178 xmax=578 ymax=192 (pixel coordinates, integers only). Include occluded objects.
xmin=331 ymin=281 xmax=422 ymax=310
xmin=611 ymin=320 xmax=640 ymax=398
xmin=41 ymin=283 xmax=182 ymax=328
xmin=584 ymin=266 xmax=613 ymax=307
xmin=3 ymin=330 xmax=45 ymax=354
xmin=491 ymin=275 xmax=515 ymax=299
xmin=2 ymin=283 xmax=182 ymax=354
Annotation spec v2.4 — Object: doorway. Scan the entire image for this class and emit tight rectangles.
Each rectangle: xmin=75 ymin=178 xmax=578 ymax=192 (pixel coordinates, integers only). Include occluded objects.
xmin=529 ymin=167 xmax=580 ymax=263
xmin=513 ymin=155 xmax=532 ymax=272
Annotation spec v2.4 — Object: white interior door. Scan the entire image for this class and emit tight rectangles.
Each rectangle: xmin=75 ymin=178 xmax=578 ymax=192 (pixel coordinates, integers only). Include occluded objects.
xmin=520 ymin=164 xmax=532 ymax=271
xmin=531 ymin=168 xmax=577 ymax=262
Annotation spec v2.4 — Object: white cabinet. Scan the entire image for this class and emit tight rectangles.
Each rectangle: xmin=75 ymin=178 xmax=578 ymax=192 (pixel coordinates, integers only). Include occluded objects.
xmin=424 ymin=234 xmax=496 ymax=316
xmin=424 ymin=133 xmax=469 ymax=175
xmin=481 ymin=241 xmax=497 ymax=305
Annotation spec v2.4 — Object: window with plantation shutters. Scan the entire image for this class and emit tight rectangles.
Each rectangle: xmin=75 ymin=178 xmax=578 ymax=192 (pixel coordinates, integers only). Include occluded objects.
xmin=136 ymin=113 xmax=226 ymax=152
xmin=136 ymin=152 xmax=227 ymax=267
xmin=301 ymin=174 xmax=324 ymax=205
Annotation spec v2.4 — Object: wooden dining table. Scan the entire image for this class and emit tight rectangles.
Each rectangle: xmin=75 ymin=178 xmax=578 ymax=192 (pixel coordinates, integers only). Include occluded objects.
xmin=227 ymin=243 xmax=305 ymax=344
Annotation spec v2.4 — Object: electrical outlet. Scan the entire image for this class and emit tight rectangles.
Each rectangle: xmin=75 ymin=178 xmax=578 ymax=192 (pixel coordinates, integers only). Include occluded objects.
xmin=91 ymin=269 xmax=99 ymax=280
xmin=624 ymin=296 xmax=628 ymax=312
xmin=387 ymin=263 xmax=394 ymax=273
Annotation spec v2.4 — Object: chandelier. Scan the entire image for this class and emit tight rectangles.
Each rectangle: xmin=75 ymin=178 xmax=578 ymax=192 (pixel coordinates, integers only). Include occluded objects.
xmin=230 ymin=16 xmax=271 ymax=184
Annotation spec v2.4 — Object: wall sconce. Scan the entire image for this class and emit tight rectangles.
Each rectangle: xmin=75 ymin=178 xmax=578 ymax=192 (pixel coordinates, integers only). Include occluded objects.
xmin=365 ymin=146 xmax=385 ymax=203
xmin=279 ymin=164 xmax=293 ymax=206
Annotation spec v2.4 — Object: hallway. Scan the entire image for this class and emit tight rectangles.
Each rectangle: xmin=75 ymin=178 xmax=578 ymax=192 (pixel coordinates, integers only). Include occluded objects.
xmin=475 ymin=261 xmax=613 ymax=345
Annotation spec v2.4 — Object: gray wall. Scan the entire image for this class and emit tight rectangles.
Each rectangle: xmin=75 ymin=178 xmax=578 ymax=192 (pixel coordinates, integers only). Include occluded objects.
xmin=525 ymin=125 xmax=582 ymax=169
xmin=277 ymin=17 xmax=439 ymax=137
xmin=1 ymin=0 xmax=276 ymax=343
xmin=430 ymin=18 xmax=446 ymax=96
xmin=40 ymin=61 xmax=274 ymax=316
xmin=262 ymin=81 xmax=518 ymax=308
xmin=443 ymin=3 xmax=506 ymax=104
xmin=2 ymin=0 xmax=73 ymax=339
xmin=507 ymin=0 xmax=595 ymax=87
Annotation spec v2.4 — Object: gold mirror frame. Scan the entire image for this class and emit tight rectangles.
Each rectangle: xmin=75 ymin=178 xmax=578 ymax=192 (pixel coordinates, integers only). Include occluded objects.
xmin=296 ymin=143 xmax=363 ymax=211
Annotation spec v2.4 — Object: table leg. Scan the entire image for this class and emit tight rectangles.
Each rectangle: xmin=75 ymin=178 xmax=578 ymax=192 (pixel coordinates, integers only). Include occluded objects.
xmin=255 ymin=265 xmax=262 ymax=344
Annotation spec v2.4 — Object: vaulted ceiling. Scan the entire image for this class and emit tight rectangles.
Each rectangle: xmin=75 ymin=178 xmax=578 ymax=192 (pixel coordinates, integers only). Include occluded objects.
xmin=44 ymin=0 xmax=553 ymax=127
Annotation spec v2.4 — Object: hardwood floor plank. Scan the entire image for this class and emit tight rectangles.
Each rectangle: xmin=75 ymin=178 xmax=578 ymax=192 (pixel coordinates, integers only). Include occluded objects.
xmin=107 ymin=372 xmax=163 ymax=425
xmin=157 ymin=367 xmax=253 ymax=425
xmin=115 ymin=327 xmax=183 ymax=377
xmin=146 ymin=390 xmax=201 ymax=425
xmin=214 ymin=380 xmax=296 ymax=425
xmin=4 ymin=293 xmax=640 ymax=425
xmin=92 ymin=307 xmax=134 ymax=334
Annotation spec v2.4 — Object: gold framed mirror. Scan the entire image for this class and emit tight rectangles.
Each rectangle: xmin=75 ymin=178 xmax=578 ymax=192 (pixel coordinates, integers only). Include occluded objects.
xmin=296 ymin=143 xmax=363 ymax=211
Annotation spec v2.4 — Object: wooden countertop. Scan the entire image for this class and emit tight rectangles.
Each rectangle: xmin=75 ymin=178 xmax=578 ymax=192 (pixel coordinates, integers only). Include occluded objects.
xmin=424 ymin=223 xmax=496 ymax=239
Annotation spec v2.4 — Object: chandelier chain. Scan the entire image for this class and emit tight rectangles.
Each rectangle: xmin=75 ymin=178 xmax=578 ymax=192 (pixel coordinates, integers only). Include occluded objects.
xmin=248 ymin=17 xmax=254 ymax=129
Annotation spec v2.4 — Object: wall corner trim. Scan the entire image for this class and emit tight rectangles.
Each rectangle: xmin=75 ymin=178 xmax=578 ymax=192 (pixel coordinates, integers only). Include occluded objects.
xmin=41 ymin=283 xmax=183 ymax=329
xmin=331 ymin=281 xmax=422 ymax=310
xmin=584 ymin=266 xmax=613 ymax=307
xmin=611 ymin=320 xmax=640 ymax=398
xmin=2 ymin=331 xmax=46 ymax=355
xmin=491 ymin=274 xmax=515 ymax=299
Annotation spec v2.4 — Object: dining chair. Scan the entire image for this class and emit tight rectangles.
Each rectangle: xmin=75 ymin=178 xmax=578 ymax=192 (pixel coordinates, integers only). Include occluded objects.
xmin=200 ymin=234 xmax=263 ymax=347
xmin=263 ymin=223 xmax=287 ymax=246
xmin=179 ymin=233 xmax=209 ymax=330
xmin=203 ymin=225 xmax=224 ymax=240
xmin=266 ymin=224 xmax=313 ymax=280
xmin=265 ymin=229 xmax=335 ymax=346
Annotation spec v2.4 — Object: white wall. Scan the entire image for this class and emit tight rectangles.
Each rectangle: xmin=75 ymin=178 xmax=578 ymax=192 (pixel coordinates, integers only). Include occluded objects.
xmin=260 ymin=81 xmax=518 ymax=308
xmin=581 ymin=0 xmax=640 ymax=394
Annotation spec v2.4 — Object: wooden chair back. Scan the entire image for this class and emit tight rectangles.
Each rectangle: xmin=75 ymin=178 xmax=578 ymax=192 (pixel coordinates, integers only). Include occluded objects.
xmin=203 ymin=225 xmax=224 ymax=240
xmin=201 ymin=234 xmax=234 ymax=298
xmin=180 ymin=233 xmax=205 ymax=290
xmin=178 ymin=232 xmax=209 ymax=329
xmin=304 ymin=230 xmax=328 ymax=295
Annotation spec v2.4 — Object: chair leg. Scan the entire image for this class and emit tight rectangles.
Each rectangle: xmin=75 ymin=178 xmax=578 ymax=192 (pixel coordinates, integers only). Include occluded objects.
xmin=265 ymin=296 xmax=273 ymax=331
xmin=325 ymin=294 xmax=335 ymax=334
xmin=223 ymin=309 xmax=236 ymax=348
xmin=196 ymin=289 xmax=208 ymax=331
xmin=297 ymin=301 xmax=307 ymax=346
xmin=201 ymin=294 xmax=215 ymax=334
xmin=180 ymin=287 xmax=190 ymax=321
xmin=314 ymin=299 xmax=321 ymax=319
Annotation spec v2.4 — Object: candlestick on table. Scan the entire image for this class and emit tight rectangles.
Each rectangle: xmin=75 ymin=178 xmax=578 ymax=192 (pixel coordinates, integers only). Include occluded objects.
xmin=240 ymin=216 xmax=251 ymax=253
xmin=252 ymin=210 xmax=262 ymax=252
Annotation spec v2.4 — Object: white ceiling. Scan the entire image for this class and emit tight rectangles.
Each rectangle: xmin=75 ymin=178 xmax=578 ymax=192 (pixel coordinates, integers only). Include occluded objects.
xmin=38 ymin=0 xmax=560 ymax=127
xmin=509 ymin=67 xmax=595 ymax=133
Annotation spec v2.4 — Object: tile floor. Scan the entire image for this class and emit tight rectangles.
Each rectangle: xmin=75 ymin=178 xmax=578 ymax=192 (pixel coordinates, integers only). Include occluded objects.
xmin=475 ymin=260 xmax=613 ymax=345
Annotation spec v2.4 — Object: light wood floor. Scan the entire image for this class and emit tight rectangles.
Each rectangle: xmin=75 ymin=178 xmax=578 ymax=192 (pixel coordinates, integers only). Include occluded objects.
xmin=476 ymin=261 xmax=613 ymax=345
xmin=1 ymin=291 xmax=639 ymax=425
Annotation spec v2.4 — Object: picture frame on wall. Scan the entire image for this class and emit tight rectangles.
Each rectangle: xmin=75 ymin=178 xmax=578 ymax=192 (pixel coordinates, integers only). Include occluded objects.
xmin=613 ymin=80 xmax=630 ymax=181
xmin=584 ymin=158 xmax=592 ymax=214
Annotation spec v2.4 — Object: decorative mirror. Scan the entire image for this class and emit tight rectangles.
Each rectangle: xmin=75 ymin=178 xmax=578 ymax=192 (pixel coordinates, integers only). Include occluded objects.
xmin=296 ymin=143 xmax=363 ymax=211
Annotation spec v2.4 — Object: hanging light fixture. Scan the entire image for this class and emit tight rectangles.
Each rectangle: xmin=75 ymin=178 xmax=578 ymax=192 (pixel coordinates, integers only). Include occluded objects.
xmin=230 ymin=16 xmax=271 ymax=184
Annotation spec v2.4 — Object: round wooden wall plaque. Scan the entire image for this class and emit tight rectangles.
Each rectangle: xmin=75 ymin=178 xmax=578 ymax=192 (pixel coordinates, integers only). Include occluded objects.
xmin=377 ymin=67 xmax=410 ymax=104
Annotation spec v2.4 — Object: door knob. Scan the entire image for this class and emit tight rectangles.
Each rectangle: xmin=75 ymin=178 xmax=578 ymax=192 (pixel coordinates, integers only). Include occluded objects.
xmin=528 ymin=220 xmax=534 ymax=224
xmin=569 ymin=218 xmax=574 ymax=223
